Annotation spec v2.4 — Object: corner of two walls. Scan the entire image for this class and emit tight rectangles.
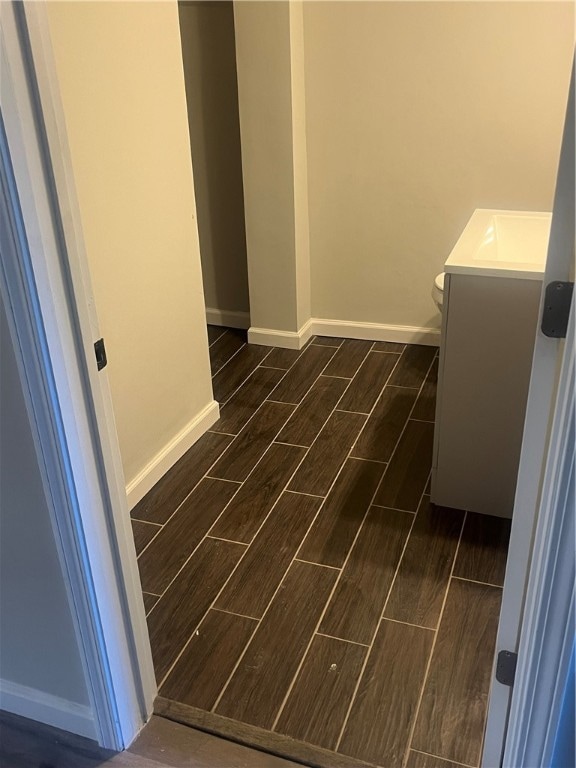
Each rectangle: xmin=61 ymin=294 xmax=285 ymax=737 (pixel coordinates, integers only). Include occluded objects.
xmin=234 ymin=1 xmax=574 ymax=350
xmin=46 ymin=1 xmax=217 ymax=509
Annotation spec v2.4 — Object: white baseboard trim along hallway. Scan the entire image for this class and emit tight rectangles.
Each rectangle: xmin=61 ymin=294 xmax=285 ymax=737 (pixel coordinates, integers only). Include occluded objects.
xmin=126 ymin=400 xmax=220 ymax=509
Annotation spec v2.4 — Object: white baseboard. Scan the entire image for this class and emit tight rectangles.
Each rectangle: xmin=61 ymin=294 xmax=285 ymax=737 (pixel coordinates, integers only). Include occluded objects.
xmin=248 ymin=318 xmax=314 ymax=350
xmin=311 ymin=318 xmax=441 ymax=347
xmin=249 ymin=317 xmax=439 ymax=349
xmin=126 ymin=400 xmax=220 ymax=510
xmin=0 ymin=678 xmax=97 ymax=740
xmin=205 ymin=307 xmax=250 ymax=330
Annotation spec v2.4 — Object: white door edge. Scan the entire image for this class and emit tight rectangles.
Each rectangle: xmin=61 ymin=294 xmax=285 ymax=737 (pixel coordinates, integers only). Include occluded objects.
xmin=1 ymin=2 xmax=156 ymax=749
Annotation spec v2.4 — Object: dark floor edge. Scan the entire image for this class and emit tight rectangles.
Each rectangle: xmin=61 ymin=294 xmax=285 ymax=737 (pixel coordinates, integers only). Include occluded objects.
xmin=154 ymin=697 xmax=378 ymax=768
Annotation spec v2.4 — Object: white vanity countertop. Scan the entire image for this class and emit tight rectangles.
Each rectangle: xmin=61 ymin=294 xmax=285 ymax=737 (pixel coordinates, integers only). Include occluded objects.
xmin=444 ymin=208 xmax=552 ymax=280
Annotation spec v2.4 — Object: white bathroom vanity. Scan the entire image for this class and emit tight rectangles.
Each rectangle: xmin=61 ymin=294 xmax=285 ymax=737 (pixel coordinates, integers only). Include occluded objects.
xmin=431 ymin=209 xmax=552 ymax=519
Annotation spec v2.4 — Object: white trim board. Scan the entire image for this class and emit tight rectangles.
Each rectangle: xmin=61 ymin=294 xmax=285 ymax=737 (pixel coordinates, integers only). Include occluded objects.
xmin=248 ymin=318 xmax=314 ymax=350
xmin=205 ymin=307 xmax=250 ymax=330
xmin=249 ymin=318 xmax=440 ymax=349
xmin=0 ymin=679 xmax=97 ymax=741
xmin=126 ymin=400 xmax=220 ymax=510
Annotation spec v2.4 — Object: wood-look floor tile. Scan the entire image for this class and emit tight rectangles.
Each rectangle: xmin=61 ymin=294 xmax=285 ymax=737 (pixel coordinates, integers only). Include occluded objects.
xmin=216 ymin=561 xmax=337 ymax=729
xmin=374 ymin=420 xmax=434 ymax=512
xmin=387 ymin=345 xmax=436 ymax=389
xmin=275 ymin=635 xmax=367 ymax=751
xmin=351 ymin=386 xmax=418 ymax=463
xmin=411 ymin=357 xmax=438 ymax=422
xmin=312 ymin=336 xmax=344 ymax=347
xmin=131 ymin=520 xmax=160 ymax=556
xmin=453 ymin=512 xmax=511 ymax=586
xmin=384 ymin=499 xmax=464 ymax=628
xmin=288 ymin=411 xmax=366 ymax=497
xmin=412 ymin=579 xmax=502 ymax=766
xmin=207 ymin=324 xmax=226 ymax=346
xmin=337 ymin=352 xmax=399 ymax=414
xmin=212 ymin=344 xmax=271 ymax=404
xmin=209 ymin=329 xmax=246 ymax=376
xmin=212 ymin=367 xmax=285 ymax=435
xmin=339 ymin=619 xmax=433 ymax=766
xmin=406 ymin=751 xmax=469 ymax=768
xmin=216 ymin=492 xmax=321 ymax=618
xmin=372 ymin=341 xmax=405 ymax=354
xmin=137 ymin=478 xmax=239 ymax=594
xmin=142 ymin=592 xmax=160 ymax=614
xmin=210 ymin=443 xmax=306 ymax=543
xmin=320 ymin=507 xmax=413 ymax=645
xmin=131 ymin=431 xmax=233 ymax=524
xmin=160 ymin=609 xmax=257 ymax=710
xmin=147 ymin=538 xmax=245 ymax=683
xmin=261 ymin=347 xmax=302 ymax=370
xmin=298 ymin=459 xmax=385 ymax=568
xmin=209 ymin=402 xmax=295 ymax=482
xmin=323 ymin=340 xmax=373 ymax=379
xmin=268 ymin=344 xmax=336 ymax=404
xmin=276 ymin=375 xmax=349 ymax=448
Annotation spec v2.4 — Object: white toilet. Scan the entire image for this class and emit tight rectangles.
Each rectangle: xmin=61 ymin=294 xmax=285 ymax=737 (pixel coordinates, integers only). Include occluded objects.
xmin=432 ymin=272 xmax=445 ymax=312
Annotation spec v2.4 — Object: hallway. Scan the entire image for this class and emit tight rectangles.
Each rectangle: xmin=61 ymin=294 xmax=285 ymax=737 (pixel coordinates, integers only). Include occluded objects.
xmin=131 ymin=330 xmax=510 ymax=768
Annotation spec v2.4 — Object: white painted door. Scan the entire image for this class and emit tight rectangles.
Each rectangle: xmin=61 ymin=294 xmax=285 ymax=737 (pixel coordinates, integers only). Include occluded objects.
xmin=482 ymin=59 xmax=575 ymax=767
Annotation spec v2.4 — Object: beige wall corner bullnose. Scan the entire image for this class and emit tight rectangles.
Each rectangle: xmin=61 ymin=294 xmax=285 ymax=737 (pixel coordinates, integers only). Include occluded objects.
xmin=235 ymin=1 xmax=311 ymax=337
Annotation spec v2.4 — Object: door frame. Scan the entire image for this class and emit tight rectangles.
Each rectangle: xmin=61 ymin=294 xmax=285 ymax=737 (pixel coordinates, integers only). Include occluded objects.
xmin=0 ymin=1 xmax=156 ymax=749
xmin=482 ymin=58 xmax=575 ymax=767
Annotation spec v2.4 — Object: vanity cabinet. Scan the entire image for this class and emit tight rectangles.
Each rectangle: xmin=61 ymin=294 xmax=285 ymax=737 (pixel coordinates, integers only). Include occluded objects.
xmin=431 ymin=273 xmax=542 ymax=518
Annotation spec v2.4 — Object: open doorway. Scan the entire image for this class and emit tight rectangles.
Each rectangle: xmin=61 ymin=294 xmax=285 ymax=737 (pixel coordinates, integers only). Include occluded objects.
xmin=178 ymin=1 xmax=250 ymax=333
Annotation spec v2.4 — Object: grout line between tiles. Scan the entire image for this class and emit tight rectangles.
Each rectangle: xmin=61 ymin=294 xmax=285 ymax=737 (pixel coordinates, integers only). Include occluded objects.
xmin=142 ymin=590 xmax=161 ymax=598
xmin=204 ymin=475 xmax=242 ymax=484
xmin=451 ymin=575 xmax=504 ymax=589
xmin=320 ymin=374 xmax=352 ymax=380
xmin=207 ymin=430 xmax=237 ymax=437
xmin=135 ymin=520 xmax=165 ymax=560
xmin=335 ymin=407 xmax=371 ymax=416
xmin=206 ymin=535 xmax=248 ymax=546
xmin=349 ymin=456 xmax=388 ymax=466
xmin=378 ymin=616 xmax=435 ymax=632
xmin=211 ymin=340 xmax=247 ymax=379
xmin=370 ymin=502 xmax=417 ymax=514
xmin=371 ymin=349 xmax=403 ymax=356
xmin=409 ymin=748 xmax=475 ymax=768
xmin=266 ymin=398 xmax=300 ymax=406
xmin=258 ymin=364 xmax=289 ymax=371
xmin=285 ymin=489 xmax=325 ymax=500
xmin=274 ymin=441 xmax=310 ymax=449
xmin=409 ymin=417 xmax=435 ymax=425
xmin=294 ymin=558 xmax=341 ymax=571
xmin=130 ymin=518 xmax=162 ymax=528
xmin=211 ymin=606 xmax=260 ymax=622
xmin=315 ymin=632 xmax=370 ymax=649
xmin=402 ymin=511 xmax=468 ymax=767
xmin=311 ymin=341 xmax=343 ymax=349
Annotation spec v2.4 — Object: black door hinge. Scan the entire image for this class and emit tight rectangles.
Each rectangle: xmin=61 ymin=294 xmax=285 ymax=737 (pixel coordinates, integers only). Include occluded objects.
xmin=496 ymin=650 xmax=518 ymax=686
xmin=541 ymin=281 xmax=574 ymax=338
xmin=94 ymin=338 xmax=107 ymax=371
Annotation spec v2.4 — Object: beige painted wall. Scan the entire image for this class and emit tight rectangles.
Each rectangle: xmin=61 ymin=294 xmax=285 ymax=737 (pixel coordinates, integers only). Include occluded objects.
xmin=303 ymin=1 xmax=574 ymax=331
xmin=178 ymin=1 xmax=250 ymax=317
xmin=46 ymin=1 xmax=214 ymax=486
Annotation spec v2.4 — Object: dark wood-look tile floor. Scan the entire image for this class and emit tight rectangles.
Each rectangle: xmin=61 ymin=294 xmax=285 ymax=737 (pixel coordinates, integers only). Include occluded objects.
xmin=130 ymin=326 xmax=508 ymax=768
